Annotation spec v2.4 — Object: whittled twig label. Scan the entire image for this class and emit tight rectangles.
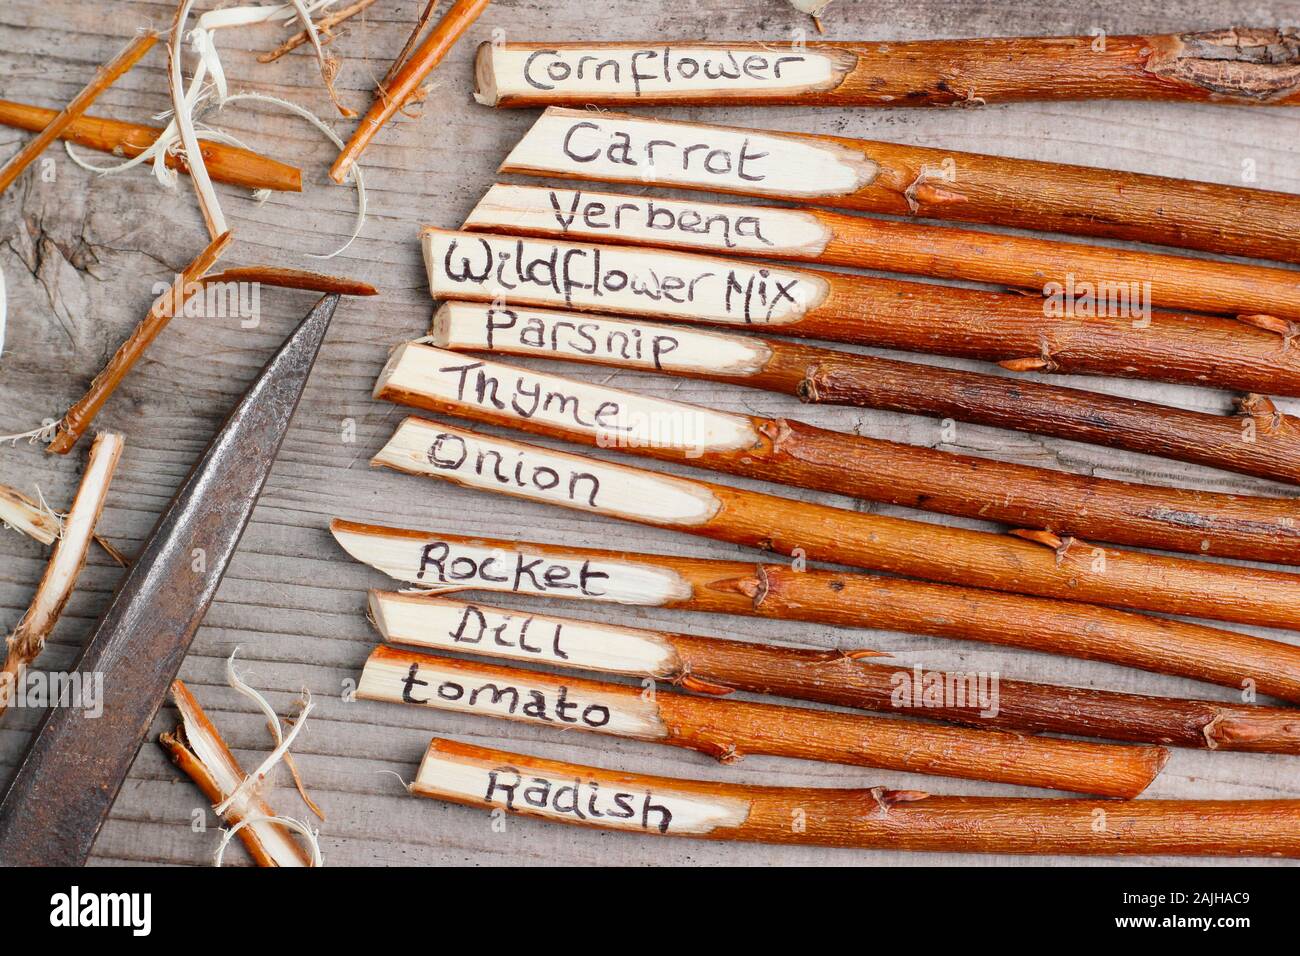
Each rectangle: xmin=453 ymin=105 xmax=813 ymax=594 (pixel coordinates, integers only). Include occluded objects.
xmin=424 ymin=227 xmax=828 ymax=324
xmin=415 ymin=746 xmax=750 ymax=835
xmin=502 ymin=107 xmax=877 ymax=198
xmin=378 ymin=342 xmax=760 ymax=454
xmin=465 ymin=183 xmax=833 ymax=257
xmin=372 ymin=593 xmax=679 ymax=674
xmin=331 ymin=522 xmax=693 ymax=605
xmin=360 ymin=649 xmax=667 ymax=738
xmin=477 ymin=44 xmax=853 ymax=105
xmin=375 ymin=418 xmax=722 ymax=526
xmin=434 ymin=301 xmax=774 ymax=377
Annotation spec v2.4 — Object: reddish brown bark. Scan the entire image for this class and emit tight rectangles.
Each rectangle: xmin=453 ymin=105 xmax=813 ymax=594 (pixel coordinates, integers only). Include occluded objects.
xmin=329 ymin=0 xmax=490 ymax=183
xmin=374 ymin=593 xmax=1300 ymax=752
xmin=437 ymin=304 xmax=1300 ymax=486
xmin=664 ymin=634 xmax=1300 ymax=752
xmin=416 ymin=738 xmax=1300 ymax=858
xmin=501 ymin=107 xmax=1300 ymax=263
xmin=0 ymin=33 xmax=157 ymax=195
xmin=0 ymin=99 xmax=302 ymax=192
xmin=379 ymin=351 xmax=1300 ymax=568
xmin=468 ymin=184 xmax=1300 ymax=322
xmin=47 ymin=232 xmax=234 ymax=454
xmin=367 ymin=646 xmax=1168 ymax=797
xmin=330 ymin=521 xmax=1300 ymax=703
xmin=479 ymin=32 xmax=1300 ymax=108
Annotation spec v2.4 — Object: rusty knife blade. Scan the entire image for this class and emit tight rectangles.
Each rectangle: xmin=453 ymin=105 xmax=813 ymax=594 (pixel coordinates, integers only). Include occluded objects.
xmin=0 ymin=294 xmax=339 ymax=865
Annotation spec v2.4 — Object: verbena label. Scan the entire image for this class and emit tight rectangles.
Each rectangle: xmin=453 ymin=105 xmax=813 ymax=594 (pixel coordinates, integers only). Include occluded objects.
xmin=466 ymin=183 xmax=832 ymax=256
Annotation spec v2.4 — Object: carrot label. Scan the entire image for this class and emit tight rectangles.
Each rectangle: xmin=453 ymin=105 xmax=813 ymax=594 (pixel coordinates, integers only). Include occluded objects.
xmin=415 ymin=748 xmax=751 ymax=834
xmin=375 ymin=418 xmax=723 ymax=526
xmin=330 ymin=525 xmax=694 ymax=605
xmin=465 ymin=183 xmax=833 ymax=256
xmin=371 ymin=594 xmax=678 ymax=675
xmin=503 ymin=107 xmax=877 ymax=198
xmin=433 ymin=301 xmax=774 ymax=377
xmin=477 ymin=45 xmax=852 ymax=104
xmin=424 ymin=227 xmax=828 ymax=325
xmin=377 ymin=342 xmax=760 ymax=454
xmin=359 ymin=651 xmax=667 ymax=739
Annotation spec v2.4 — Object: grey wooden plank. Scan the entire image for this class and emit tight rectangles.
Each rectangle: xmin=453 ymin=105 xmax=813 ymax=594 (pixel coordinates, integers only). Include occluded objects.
xmin=1 ymin=0 xmax=1298 ymax=866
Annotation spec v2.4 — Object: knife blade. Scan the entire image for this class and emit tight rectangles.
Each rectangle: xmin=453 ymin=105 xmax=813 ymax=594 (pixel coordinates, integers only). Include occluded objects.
xmin=0 ymin=293 xmax=339 ymax=865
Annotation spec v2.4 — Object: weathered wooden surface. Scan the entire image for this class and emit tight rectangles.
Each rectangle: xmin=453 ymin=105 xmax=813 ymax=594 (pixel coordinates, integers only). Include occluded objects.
xmin=1 ymin=0 xmax=1298 ymax=867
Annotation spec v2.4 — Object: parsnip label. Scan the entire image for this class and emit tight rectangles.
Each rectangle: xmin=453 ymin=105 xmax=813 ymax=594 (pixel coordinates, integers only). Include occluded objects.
xmin=376 ymin=418 xmax=722 ymax=526
xmin=503 ymin=107 xmax=877 ymax=198
xmin=371 ymin=594 xmax=678 ymax=675
xmin=479 ymin=44 xmax=851 ymax=103
xmin=378 ymin=342 xmax=760 ymax=454
xmin=415 ymin=750 xmax=751 ymax=835
xmin=330 ymin=525 xmax=692 ymax=605
xmin=360 ymin=651 xmax=667 ymax=739
xmin=433 ymin=302 xmax=774 ymax=377
xmin=465 ymin=184 xmax=832 ymax=257
xmin=424 ymin=227 xmax=828 ymax=325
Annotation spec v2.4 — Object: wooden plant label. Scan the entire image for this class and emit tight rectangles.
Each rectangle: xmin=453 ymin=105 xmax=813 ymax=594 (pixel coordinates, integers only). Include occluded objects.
xmin=475 ymin=43 xmax=854 ymax=106
xmin=376 ymin=341 xmax=761 ymax=453
xmin=431 ymin=301 xmax=773 ymax=376
xmin=464 ymin=183 xmax=833 ymax=258
xmin=423 ymin=226 xmax=829 ymax=325
xmin=375 ymin=417 xmax=722 ymax=525
xmin=370 ymin=592 xmax=678 ymax=675
xmin=414 ymin=738 xmax=751 ymax=835
xmin=360 ymin=646 xmax=668 ymax=739
xmin=330 ymin=520 xmax=692 ymax=605
xmin=501 ymin=107 xmax=878 ymax=198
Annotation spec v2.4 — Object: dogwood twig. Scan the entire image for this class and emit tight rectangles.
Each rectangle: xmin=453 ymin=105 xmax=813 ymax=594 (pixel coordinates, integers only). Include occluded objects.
xmin=0 ymin=32 xmax=158 ymax=196
xmin=413 ymin=737 xmax=1300 ymax=858
xmin=330 ymin=521 xmax=1300 ymax=703
xmin=330 ymin=0 xmax=490 ymax=184
xmin=0 ymin=433 xmax=123 ymax=720
xmin=370 ymin=593 xmax=1300 ymax=754
xmin=0 ymin=99 xmax=301 ymax=192
xmin=363 ymin=645 xmax=1168 ymax=797
xmin=47 ymin=231 xmax=233 ymax=455
xmin=259 ymin=0 xmax=377 ymax=63
xmin=160 ymin=680 xmax=315 ymax=866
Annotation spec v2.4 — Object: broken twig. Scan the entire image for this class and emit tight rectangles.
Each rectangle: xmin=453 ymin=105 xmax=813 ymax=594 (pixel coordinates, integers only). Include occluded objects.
xmin=259 ymin=0 xmax=377 ymax=63
xmin=0 ymin=99 xmax=301 ymax=192
xmin=0 ymin=433 xmax=123 ymax=720
xmin=0 ymin=32 xmax=158 ymax=196
xmin=48 ymin=232 xmax=234 ymax=455
xmin=160 ymin=680 xmax=316 ymax=866
xmin=329 ymin=0 xmax=491 ymax=184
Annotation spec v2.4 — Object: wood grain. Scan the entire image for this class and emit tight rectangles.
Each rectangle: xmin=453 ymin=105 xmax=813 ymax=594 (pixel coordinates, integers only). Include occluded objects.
xmin=2 ymin=0 xmax=1299 ymax=868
